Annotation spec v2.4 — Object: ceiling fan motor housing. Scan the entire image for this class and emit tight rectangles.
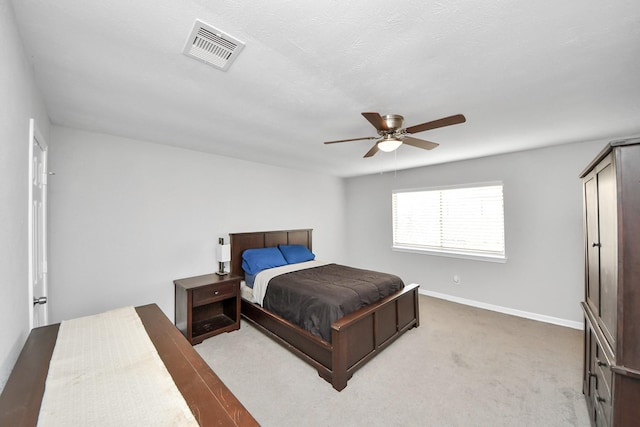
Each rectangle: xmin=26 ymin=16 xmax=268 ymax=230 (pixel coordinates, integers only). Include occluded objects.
xmin=381 ymin=114 xmax=404 ymax=131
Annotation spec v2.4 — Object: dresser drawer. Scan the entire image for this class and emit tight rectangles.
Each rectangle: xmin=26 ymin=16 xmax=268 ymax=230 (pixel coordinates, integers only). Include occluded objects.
xmin=595 ymin=356 xmax=612 ymax=397
xmin=192 ymin=281 xmax=237 ymax=307
xmin=594 ymin=401 xmax=609 ymax=427
xmin=594 ymin=352 xmax=612 ymax=426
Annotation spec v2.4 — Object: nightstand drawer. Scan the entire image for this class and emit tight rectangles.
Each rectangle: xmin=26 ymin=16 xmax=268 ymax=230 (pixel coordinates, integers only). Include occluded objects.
xmin=192 ymin=281 xmax=237 ymax=307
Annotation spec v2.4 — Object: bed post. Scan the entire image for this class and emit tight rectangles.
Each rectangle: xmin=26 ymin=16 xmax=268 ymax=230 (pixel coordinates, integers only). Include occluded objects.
xmin=330 ymin=327 xmax=349 ymax=391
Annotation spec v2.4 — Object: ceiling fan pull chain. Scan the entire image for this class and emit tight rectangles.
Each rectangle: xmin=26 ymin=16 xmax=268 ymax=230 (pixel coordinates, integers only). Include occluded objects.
xmin=394 ymin=150 xmax=397 ymax=178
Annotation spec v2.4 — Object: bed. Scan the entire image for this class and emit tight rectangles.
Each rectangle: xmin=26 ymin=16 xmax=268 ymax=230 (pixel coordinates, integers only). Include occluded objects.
xmin=230 ymin=229 xmax=420 ymax=391
xmin=0 ymin=304 xmax=259 ymax=427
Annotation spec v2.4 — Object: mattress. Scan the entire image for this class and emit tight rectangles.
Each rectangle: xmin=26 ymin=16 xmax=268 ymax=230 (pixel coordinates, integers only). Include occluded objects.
xmin=245 ymin=262 xmax=404 ymax=342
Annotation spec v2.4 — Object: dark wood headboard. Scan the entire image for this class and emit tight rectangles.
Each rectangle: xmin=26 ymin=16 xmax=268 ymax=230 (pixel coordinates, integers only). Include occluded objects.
xmin=229 ymin=229 xmax=313 ymax=276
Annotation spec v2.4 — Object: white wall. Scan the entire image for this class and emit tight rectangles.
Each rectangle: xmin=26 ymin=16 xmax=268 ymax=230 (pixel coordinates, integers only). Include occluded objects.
xmin=47 ymin=126 xmax=347 ymax=323
xmin=345 ymin=139 xmax=607 ymax=325
xmin=0 ymin=0 xmax=51 ymax=391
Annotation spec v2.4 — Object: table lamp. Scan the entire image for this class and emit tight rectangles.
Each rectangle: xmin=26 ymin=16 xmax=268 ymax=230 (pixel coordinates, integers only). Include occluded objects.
xmin=216 ymin=237 xmax=231 ymax=275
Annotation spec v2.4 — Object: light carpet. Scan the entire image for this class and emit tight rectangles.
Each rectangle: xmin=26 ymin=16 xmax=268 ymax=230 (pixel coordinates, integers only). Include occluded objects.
xmin=195 ymin=296 xmax=590 ymax=427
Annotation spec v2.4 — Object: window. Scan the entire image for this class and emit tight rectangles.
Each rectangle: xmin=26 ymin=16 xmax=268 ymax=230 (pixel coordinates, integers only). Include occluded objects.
xmin=392 ymin=183 xmax=505 ymax=261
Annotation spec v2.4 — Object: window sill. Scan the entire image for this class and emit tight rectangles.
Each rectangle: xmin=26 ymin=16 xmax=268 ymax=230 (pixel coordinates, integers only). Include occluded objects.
xmin=392 ymin=246 xmax=507 ymax=263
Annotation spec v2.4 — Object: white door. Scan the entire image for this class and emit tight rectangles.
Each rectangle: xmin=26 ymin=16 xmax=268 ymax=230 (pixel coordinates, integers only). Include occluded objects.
xmin=28 ymin=119 xmax=49 ymax=329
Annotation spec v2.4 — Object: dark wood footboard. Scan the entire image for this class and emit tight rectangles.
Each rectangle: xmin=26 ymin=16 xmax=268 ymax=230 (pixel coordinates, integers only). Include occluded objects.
xmin=241 ymin=283 xmax=420 ymax=391
xmin=330 ymin=282 xmax=419 ymax=390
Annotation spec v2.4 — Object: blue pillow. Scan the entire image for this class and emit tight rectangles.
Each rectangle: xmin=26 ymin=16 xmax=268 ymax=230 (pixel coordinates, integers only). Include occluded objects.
xmin=245 ymin=272 xmax=257 ymax=289
xmin=241 ymin=247 xmax=288 ymax=276
xmin=278 ymin=244 xmax=315 ymax=264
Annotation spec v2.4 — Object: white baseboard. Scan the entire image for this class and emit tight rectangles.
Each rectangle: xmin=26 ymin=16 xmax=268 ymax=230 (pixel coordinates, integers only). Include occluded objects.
xmin=418 ymin=288 xmax=583 ymax=330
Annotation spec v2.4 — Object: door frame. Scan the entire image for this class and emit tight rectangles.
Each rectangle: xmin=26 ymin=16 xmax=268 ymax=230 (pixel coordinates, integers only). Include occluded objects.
xmin=28 ymin=118 xmax=49 ymax=329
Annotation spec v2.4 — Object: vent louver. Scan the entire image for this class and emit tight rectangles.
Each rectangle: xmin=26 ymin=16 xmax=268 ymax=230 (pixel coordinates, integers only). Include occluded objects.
xmin=183 ymin=20 xmax=245 ymax=71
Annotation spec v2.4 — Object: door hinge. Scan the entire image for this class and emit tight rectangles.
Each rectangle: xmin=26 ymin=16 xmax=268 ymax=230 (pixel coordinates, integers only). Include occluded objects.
xmin=34 ymin=296 xmax=48 ymax=305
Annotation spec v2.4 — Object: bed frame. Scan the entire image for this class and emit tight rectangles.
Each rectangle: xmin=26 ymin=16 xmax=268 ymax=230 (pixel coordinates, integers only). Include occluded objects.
xmin=230 ymin=229 xmax=420 ymax=391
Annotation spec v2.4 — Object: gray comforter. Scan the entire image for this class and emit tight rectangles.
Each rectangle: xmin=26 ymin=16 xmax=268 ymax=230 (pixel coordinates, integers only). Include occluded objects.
xmin=263 ymin=263 xmax=404 ymax=342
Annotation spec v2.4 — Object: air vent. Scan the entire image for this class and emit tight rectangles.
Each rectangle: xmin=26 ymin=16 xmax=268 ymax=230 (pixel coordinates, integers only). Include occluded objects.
xmin=183 ymin=20 xmax=245 ymax=71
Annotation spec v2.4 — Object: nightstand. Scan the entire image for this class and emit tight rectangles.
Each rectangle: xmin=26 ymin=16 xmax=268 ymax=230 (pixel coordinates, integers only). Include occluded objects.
xmin=174 ymin=273 xmax=241 ymax=345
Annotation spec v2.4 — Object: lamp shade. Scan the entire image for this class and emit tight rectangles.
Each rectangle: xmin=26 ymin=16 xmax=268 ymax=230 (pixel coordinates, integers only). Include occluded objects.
xmin=216 ymin=243 xmax=231 ymax=263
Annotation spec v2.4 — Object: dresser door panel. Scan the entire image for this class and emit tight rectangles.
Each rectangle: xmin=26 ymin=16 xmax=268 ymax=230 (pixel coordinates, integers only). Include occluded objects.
xmin=596 ymin=162 xmax=617 ymax=348
xmin=584 ymin=175 xmax=600 ymax=314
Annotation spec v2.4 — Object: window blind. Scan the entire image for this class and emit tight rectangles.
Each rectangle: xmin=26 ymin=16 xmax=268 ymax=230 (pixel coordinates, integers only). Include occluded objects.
xmin=392 ymin=184 xmax=505 ymax=259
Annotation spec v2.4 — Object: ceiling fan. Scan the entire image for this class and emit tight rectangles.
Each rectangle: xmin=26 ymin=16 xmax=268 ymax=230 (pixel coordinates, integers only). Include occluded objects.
xmin=324 ymin=112 xmax=466 ymax=158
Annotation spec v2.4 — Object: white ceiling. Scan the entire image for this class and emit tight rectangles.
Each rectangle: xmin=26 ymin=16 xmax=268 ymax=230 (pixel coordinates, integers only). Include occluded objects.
xmin=11 ymin=0 xmax=640 ymax=177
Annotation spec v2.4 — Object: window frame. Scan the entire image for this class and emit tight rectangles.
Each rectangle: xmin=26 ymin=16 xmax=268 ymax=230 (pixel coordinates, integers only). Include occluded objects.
xmin=392 ymin=181 xmax=507 ymax=263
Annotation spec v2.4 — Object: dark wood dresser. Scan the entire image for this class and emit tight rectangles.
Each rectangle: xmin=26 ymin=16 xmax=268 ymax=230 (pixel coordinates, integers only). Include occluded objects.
xmin=580 ymin=138 xmax=640 ymax=426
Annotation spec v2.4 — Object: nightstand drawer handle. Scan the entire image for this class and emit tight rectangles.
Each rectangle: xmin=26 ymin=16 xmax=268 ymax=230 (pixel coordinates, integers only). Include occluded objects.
xmin=214 ymin=291 xmax=220 ymax=295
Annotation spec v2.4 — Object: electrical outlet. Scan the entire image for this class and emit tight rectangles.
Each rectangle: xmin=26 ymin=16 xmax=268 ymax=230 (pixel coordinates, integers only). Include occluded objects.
xmin=453 ymin=275 xmax=461 ymax=284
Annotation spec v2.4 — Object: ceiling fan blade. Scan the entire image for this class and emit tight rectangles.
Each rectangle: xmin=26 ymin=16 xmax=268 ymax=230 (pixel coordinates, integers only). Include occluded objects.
xmin=402 ymin=136 xmax=440 ymax=150
xmin=324 ymin=136 xmax=377 ymax=144
xmin=363 ymin=142 xmax=380 ymax=158
xmin=405 ymin=114 xmax=466 ymax=134
xmin=361 ymin=112 xmax=388 ymax=131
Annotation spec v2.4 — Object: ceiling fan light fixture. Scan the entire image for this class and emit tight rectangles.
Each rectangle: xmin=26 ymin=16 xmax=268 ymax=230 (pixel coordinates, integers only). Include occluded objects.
xmin=378 ymin=136 xmax=402 ymax=152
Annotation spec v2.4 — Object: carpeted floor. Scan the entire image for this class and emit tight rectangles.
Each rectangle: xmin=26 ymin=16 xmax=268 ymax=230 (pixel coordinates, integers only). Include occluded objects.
xmin=195 ymin=295 xmax=590 ymax=427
